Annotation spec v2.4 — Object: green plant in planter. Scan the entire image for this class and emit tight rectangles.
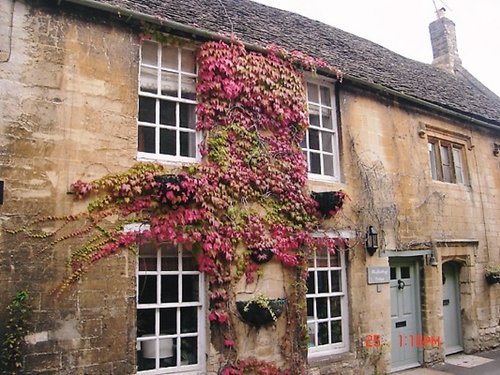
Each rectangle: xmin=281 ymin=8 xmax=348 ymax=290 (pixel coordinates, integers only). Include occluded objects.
xmin=237 ymin=294 xmax=287 ymax=326
xmin=485 ymin=264 xmax=500 ymax=284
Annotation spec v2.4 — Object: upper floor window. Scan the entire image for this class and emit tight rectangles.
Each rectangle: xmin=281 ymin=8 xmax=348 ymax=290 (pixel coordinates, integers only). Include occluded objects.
xmin=307 ymin=249 xmax=349 ymax=357
xmin=137 ymin=243 xmax=206 ymax=374
xmin=301 ymin=80 xmax=340 ymax=180
xmin=428 ymin=138 xmax=465 ymax=184
xmin=138 ymin=41 xmax=199 ymax=162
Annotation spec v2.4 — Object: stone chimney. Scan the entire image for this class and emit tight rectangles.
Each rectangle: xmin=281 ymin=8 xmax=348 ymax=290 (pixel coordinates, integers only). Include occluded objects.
xmin=428 ymin=8 xmax=462 ymax=72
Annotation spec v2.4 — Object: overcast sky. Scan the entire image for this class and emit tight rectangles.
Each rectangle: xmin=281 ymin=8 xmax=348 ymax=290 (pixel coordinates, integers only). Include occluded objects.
xmin=253 ymin=0 xmax=500 ymax=97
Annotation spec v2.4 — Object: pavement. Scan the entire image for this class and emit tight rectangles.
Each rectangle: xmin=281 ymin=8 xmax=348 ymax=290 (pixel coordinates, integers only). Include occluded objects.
xmin=394 ymin=348 xmax=500 ymax=375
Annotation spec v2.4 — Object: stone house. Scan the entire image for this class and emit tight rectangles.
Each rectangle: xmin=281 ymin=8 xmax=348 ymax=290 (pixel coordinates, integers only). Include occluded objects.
xmin=1 ymin=1 xmax=499 ymax=374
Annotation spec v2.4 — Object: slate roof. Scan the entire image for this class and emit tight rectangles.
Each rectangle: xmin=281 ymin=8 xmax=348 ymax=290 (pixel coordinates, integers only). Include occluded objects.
xmin=67 ymin=0 xmax=500 ymax=126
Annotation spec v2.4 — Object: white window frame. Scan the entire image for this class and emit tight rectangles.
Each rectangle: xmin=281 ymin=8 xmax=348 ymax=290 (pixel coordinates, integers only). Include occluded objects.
xmin=428 ymin=138 xmax=466 ymax=184
xmin=302 ymin=78 xmax=341 ymax=182
xmin=136 ymin=243 xmax=206 ymax=375
xmin=137 ymin=40 xmax=201 ymax=164
xmin=307 ymin=249 xmax=349 ymax=358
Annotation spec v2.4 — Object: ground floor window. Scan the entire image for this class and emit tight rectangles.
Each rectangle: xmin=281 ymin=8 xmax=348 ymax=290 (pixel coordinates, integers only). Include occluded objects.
xmin=307 ymin=249 xmax=349 ymax=357
xmin=136 ymin=243 xmax=205 ymax=374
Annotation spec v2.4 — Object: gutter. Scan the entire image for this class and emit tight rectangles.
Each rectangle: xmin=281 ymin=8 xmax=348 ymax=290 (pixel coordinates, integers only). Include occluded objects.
xmin=61 ymin=0 xmax=500 ymax=132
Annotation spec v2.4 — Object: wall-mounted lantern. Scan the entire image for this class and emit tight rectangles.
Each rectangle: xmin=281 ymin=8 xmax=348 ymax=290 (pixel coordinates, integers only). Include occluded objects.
xmin=365 ymin=226 xmax=378 ymax=256
xmin=426 ymin=253 xmax=438 ymax=267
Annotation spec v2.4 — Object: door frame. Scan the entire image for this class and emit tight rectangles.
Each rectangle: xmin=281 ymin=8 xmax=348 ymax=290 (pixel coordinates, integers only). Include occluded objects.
xmin=389 ymin=257 xmax=423 ymax=372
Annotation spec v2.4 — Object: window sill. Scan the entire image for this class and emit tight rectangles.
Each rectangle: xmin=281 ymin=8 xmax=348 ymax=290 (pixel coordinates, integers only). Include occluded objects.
xmin=307 ymin=173 xmax=340 ymax=183
xmin=308 ymin=349 xmax=354 ymax=366
xmin=136 ymin=154 xmax=200 ymax=166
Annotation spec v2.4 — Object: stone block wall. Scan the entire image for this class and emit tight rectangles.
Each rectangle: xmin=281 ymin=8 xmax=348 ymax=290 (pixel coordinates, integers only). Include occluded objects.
xmin=0 ymin=2 xmax=139 ymax=373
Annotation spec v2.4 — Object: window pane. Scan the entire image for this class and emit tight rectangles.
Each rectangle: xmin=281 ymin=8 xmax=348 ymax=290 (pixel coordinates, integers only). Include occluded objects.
xmin=307 ymin=271 xmax=315 ymax=294
xmin=138 ymin=96 xmax=156 ymax=123
xmin=309 ymin=129 xmax=320 ymax=150
xmin=390 ymin=267 xmax=396 ymax=280
xmin=138 ymin=275 xmax=157 ymax=304
xmin=453 ymin=148 xmax=464 ymax=183
xmin=317 ymin=271 xmax=329 ymax=293
xmin=181 ymin=76 xmax=196 ymax=100
xmin=181 ymin=337 xmax=198 ymax=365
xmin=429 ymin=142 xmax=438 ymax=180
xmin=142 ymin=41 xmax=158 ymax=66
xmin=317 ymin=297 xmax=328 ymax=318
xmin=320 ymin=86 xmax=331 ymax=106
xmin=323 ymin=154 xmax=334 ymax=176
xmin=307 ymin=82 xmax=319 ymax=103
xmin=182 ymin=275 xmax=199 ymax=302
xmin=307 ymin=297 xmax=314 ymax=316
xmin=181 ymin=49 xmax=196 ymax=73
xmin=440 ymin=145 xmax=452 ymax=182
xmin=182 ymin=255 xmax=196 ymax=271
xmin=160 ymin=128 xmax=176 ymax=156
xmin=140 ymin=66 xmax=157 ymax=94
xmin=318 ymin=322 xmax=329 ymax=345
xmin=139 ymin=257 xmax=157 ymax=272
xmin=160 ymin=308 xmax=177 ymax=335
xmin=137 ymin=308 xmax=155 ymax=336
xmin=330 ymin=296 xmax=341 ymax=317
xmin=316 ymin=252 xmax=328 ymax=267
xmin=137 ymin=339 xmax=156 ymax=370
xmin=309 ymin=105 xmax=320 ymax=126
xmin=321 ymin=132 xmax=333 ymax=152
xmin=331 ymin=320 xmax=342 ymax=343
xmin=321 ymin=108 xmax=332 ymax=129
xmin=161 ymin=45 xmax=178 ymax=70
xmin=180 ymin=131 xmax=196 ymax=157
xmin=180 ymin=103 xmax=196 ymax=129
xmin=330 ymin=252 xmax=340 ymax=267
xmin=401 ymin=267 xmax=410 ymax=279
xmin=181 ymin=307 xmax=197 ymax=333
xmin=160 ymin=100 xmax=176 ymax=126
xmin=161 ymin=71 xmax=178 ymax=97
xmin=310 ymin=153 xmax=321 ymax=174
xmin=161 ymin=255 xmax=177 ymax=271
xmin=330 ymin=270 xmax=341 ymax=292
xmin=161 ymin=275 xmax=179 ymax=302
xmin=138 ymin=126 xmax=155 ymax=153
xmin=157 ymin=338 xmax=175 ymax=367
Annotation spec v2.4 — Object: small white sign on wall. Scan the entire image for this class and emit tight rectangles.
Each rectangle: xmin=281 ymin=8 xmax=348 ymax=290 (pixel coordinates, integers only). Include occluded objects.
xmin=367 ymin=266 xmax=390 ymax=284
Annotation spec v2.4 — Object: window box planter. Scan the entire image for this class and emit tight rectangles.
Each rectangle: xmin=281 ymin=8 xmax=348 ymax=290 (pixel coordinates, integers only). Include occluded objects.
xmin=250 ymin=248 xmax=274 ymax=264
xmin=486 ymin=274 xmax=500 ymax=285
xmin=311 ymin=191 xmax=345 ymax=218
xmin=236 ymin=296 xmax=287 ymax=327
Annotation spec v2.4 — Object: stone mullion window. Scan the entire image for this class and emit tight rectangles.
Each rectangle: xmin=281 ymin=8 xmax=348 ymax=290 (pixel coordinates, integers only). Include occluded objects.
xmin=428 ymin=138 xmax=465 ymax=184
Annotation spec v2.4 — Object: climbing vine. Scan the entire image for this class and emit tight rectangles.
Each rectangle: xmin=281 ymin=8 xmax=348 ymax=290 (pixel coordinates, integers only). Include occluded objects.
xmin=1 ymin=291 xmax=31 ymax=374
xmin=8 ymin=40 xmax=346 ymax=374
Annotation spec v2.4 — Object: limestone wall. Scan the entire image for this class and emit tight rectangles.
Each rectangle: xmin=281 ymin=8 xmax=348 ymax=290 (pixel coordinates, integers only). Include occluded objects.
xmin=0 ymin=2 xmax=139 ymax=373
